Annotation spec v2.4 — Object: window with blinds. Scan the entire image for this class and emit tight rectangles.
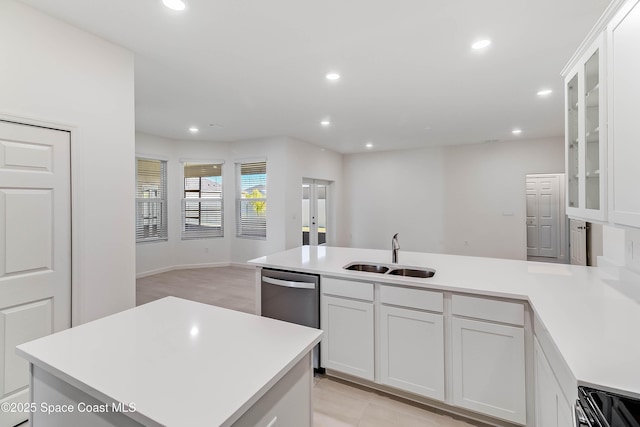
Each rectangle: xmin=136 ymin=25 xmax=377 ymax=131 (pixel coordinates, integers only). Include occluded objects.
xmin=236 ymin=161 xmax=267 ymax=239
xmin=136 ymin=158 xmax=168 ymax=242
xmin=182 ymin=162 xmax=223 ymax=239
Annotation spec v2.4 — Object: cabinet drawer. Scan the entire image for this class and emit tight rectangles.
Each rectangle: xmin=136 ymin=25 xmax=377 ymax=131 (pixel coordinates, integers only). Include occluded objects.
xmin=380 ymin=285 xmax=443 ymax=312
xmin=322 ymin=277 xmax=373 ymax=301
xmin=452 ymin=294 xmax=524 ymax=326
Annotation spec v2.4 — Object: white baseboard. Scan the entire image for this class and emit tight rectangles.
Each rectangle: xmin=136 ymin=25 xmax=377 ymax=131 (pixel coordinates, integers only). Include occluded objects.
xmin=136 ymin=261 xmax=256 ymax=278
xmin=136 ymin=266 xmax=176 ymax=278
xmin=230 ymin=262 xmax=254 ymax=269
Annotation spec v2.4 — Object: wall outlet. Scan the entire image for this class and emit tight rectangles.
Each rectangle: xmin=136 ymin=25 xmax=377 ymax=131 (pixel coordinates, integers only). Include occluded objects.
xmin=204 ymin=247 xmax=209 ymax=253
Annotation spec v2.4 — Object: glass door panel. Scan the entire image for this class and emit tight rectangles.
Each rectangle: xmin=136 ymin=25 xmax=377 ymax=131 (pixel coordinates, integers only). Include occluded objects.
xmin=302 ymin=183 xmax=310 ymax=245
xmin=584 ymin=50 xmax=600 ymax=210
xmin=316 ymin=183 xmax=327 ymax=245
xmin=567 ymin=73 xmax=580 ymax=208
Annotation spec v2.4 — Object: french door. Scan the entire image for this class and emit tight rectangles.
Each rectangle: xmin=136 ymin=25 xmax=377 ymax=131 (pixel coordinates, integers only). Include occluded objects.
xmin=302 ymin=179 xmax=330 ymax=246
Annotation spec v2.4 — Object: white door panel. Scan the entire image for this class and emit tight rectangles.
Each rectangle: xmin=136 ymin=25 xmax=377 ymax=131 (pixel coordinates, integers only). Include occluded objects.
xmin=526 ymin=176 xmax=560 ymax=258
xmin=2 ymin=141 xmax=53 ymax=171
xmin=570 ymin=220 xmax=587 ymax=266
xmin=451 ymin=317 xmax=526 ymax=424
xmin=0 ymin=121 xmax=70 ymax=427
xmin=321 ymin=295 xmax=374 ymax=380
xmin=379 ymin=305 xmax=444 ymax=400
xmin=526 ymin=188 xmax=539 ymax=256
xmin=3 ymin=190 xmax=53 ymax=273
xmin=0 ymin=300 xmax=52 ymax=395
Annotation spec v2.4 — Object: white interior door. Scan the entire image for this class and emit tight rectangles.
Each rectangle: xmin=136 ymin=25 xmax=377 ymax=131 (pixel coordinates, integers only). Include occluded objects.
xmin=0 ymin=121 xmax=71 ymax=427
xmin=526 ymin=175 xmax=560 ymax=258
xmin=570 ymin=219 xmax=587 ymax=266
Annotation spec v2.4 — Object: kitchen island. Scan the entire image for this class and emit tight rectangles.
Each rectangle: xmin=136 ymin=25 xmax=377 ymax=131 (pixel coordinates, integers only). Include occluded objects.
xmin=16 ymin=297 xmax=322 ymax=427
xmin=249 ymin=245 xmax=640 ymax=426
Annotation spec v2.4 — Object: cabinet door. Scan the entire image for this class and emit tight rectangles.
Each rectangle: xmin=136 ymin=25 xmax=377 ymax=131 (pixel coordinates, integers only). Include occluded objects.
xmin=451 ymin=317 xmax=526 ymax=424
xmin=565 ymin=34 xmax=606 ymax=221
xmin=608 ymin=0 xmax=640 ymax=227
xmin=320 ymin=295 xmax=374 ymax=380
xmin=379 ymin=305 xmax=444 ymax=401
xmin=534 ymin=339 xmax=573 ymax=427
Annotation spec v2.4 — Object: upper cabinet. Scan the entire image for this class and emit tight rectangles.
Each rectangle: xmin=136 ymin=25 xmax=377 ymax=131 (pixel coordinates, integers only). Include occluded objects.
xmin=607 ymin=0 xmax=640 ymax=228
xmin=563 ymin=0 xmax=640 ymax=228
xmin=564 ymin=33 xmax=607 ymax=222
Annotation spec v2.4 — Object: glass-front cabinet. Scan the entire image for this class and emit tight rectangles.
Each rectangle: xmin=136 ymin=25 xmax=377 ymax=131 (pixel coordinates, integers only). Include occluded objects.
xmin=564 ymin=33 xmax=607 ymax=221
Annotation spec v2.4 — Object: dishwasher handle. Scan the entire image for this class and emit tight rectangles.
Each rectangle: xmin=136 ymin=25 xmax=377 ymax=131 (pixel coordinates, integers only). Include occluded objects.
xmin=262 ymin=276 xmax=316 ymax=290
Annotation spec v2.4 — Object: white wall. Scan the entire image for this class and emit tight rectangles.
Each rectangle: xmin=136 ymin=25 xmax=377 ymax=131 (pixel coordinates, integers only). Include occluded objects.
xmin=136 ymin=134 xmax=344 ymax=275
xmin=0 ymin=1 xmax=136 ymax=324
xmin=283 ymin=138 xmax=344 ymax=249
xmin=343 ymin=147 xmax=446 ymax=254
xmin=136 ymin=132 xmax=233 ymax=276
xmin=443 ymin=137 xmax=565 ymax=259
xmin=342 ymin=137 xmax=565 ymax=260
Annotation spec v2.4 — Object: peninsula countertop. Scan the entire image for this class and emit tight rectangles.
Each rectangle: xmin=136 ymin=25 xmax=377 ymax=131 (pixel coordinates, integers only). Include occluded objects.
xmin=16 ymin=296 xmax=323 ymax=426
xmin=249 ymin=245 xmax=640 ymax=399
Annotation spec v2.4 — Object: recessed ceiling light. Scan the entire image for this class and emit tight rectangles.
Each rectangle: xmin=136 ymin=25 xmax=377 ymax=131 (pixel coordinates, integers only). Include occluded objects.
xmin=537 ymin=89 xmax=553 ymax=96
xmin=512 ymin=129 xmax=522 ymax=135
xmin=162 ymin=0 xmax=186 ymax=11
xmin=321 ymin=120 xmax=331 ymax=126
xmin=472 ymin=39 xmax=491 ymax=50
xmin=365 ymin=142 xmax=373 ymax=148
xmin=326 ymin=72 xmax=341 ymax=81
xmin=189 ymin=127 xmax=199 ymax=133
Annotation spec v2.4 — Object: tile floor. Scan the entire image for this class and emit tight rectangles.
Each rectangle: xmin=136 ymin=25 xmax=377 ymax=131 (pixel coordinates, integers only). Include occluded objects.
xmin=136 ymin=267 xmax=483 ymax=427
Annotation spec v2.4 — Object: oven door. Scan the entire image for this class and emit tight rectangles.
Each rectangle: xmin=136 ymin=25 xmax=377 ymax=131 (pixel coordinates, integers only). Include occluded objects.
xmin=576 ymin=400 xmax=597 ymax=427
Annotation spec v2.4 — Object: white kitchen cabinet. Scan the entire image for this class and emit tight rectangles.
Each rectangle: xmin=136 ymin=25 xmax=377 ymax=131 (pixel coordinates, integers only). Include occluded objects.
xmin=321 ymin=279 xmax=374 ymax=380
xmin=607 ymin=0 xmax=640 ymax=228
xmin=379 ymin=304 xmax=444 ymax=400
xmin=451 ymin=316 xmax=526 ymax=425
xmin=564 ymin=33 xmax=607 ymax=222
xmin=534 ymin=338 xmax=573 ymax=427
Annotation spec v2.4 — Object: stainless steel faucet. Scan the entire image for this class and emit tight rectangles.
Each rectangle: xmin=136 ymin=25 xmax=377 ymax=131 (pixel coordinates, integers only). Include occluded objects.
xmin=392 ymin=233 xmax=400 ymax=263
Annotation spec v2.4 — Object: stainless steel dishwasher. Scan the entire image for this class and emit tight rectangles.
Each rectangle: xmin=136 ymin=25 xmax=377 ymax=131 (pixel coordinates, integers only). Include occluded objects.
xmin=260 ymin=268 xmax=321 ymax=369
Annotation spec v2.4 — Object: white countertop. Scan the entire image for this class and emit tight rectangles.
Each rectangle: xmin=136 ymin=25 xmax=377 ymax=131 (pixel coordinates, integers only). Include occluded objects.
xmin=249 ymin=246 xmax=640 ymax=398
xmin=16 ymin=297 xmax=322 ymax=427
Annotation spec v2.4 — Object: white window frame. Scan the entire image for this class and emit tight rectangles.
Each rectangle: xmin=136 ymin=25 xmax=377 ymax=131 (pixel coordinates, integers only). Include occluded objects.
xmin=181 ymin=160 xmax=225 ymax=239
xmin=136 ymin=157 xmax=168 ymax=243
xmin=236 ymin=160 xmax=267 ymax=239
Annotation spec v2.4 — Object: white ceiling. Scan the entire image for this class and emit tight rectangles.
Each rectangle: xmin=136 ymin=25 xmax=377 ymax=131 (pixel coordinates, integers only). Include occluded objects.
xmin=21 ymin=0 xmax=611 ymax=153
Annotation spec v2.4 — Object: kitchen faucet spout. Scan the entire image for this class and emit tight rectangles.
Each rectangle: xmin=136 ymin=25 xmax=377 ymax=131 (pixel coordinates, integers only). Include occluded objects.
xmin=392 ymin=233 xmax=400 ymax=263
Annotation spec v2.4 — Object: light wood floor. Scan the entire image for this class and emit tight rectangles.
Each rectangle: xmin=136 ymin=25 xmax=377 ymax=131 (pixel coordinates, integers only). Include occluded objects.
xmin=136 ymin=266 xmax=256 ymax=313
xmin=137 ymin=267 xmax=482 ymax=427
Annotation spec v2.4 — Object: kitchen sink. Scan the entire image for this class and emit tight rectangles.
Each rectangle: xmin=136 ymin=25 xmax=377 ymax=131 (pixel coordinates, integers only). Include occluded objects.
xmin=343 ymin=262 xmax=435 ymax=279
xmin=387 ymin=267 xmax=435 ymax=278
xmin=344 ymin=262 xmax=389 ymax=273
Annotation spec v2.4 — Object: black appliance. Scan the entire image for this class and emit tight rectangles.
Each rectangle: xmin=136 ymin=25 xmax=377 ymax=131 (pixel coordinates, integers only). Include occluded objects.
xmin=576 ymin=386 xmax=640 ymax=427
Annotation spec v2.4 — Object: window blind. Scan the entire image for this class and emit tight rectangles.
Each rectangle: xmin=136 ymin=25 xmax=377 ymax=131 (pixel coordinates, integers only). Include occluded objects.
xmin=136 ymin=158 xmax=168 ymax=242
xmin=182 ymin=162 xmax=223 ymax=239
xmin=236 ymin=161 xmax=267 ymax=239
